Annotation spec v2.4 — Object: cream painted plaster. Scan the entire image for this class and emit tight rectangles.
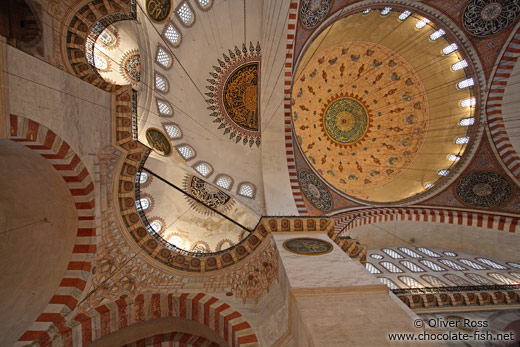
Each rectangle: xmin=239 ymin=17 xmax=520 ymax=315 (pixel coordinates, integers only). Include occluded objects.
xmin=6 ymin=45 xmax=111 ymax=175
xmin=0 ymin=140 xmax=78 ymax=346
xmin=350 ymin=221 xmax=520 ymax=262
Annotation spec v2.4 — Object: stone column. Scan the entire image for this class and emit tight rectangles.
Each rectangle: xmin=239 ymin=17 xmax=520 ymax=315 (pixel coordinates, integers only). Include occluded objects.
xmin=273 ymin=231 xmax=440 ymax=346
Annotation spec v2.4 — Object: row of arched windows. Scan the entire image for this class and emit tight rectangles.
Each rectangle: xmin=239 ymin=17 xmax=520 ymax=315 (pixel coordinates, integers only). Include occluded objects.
xmin=377 ymin=272 xmax=520 ymax=289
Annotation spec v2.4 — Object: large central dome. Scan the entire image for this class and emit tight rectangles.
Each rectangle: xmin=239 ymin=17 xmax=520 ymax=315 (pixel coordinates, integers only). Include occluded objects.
xmin=292 ymin=10 xmax=476 ymax=203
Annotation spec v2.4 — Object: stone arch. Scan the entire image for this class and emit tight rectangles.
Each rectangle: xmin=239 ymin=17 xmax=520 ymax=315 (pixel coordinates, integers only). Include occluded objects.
xmin=56 ymin=293 xmax=258 ymax=346
xmin=8 ymin=115 xmax=96 ymax=346
xmin=486 ymin=24 xmax=520 ymax=180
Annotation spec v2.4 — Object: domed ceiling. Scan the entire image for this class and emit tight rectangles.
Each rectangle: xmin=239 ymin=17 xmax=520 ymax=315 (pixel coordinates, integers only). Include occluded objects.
xmin=292 ymin=10 xmax=478 ymax=203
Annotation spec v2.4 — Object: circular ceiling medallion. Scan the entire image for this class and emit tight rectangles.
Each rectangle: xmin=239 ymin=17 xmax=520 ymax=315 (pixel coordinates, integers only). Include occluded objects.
xmin=206 ymin=43 xmax=261 ymax=147
xmin=463 ymin=0 xmax=520 ymax=37
xmin=145 ymin=128 xmax=172 ymax=156
xmin=298 ymin=170 xmax=332 ymax=211
xmin=293 ymin=41 xmax=428 ymax=201
xmin=145 ymin=0 xmax=172 ymax=23
xmin=282 ymin=237 xmax=333 ymax=256
xmin=322 ymin=95 xmax=371 ymax=147
xmin=300 ymin=0 xmax=332 ymax=28
xmin=455 ymin=171 xmax=512 ymax=208
xmin=183 ymin=175 xmax=235 ymax=215
xmin=121 ymin=50 xmax=141 ymax=84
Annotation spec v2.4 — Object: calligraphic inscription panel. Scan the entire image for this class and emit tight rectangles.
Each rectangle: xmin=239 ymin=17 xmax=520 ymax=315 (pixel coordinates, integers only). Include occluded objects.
xmin=146 ymin=128 xmax=172 ymax=156
xmin=146 ymin=0 xmax=172 ymax=23
xmin=283 ymin=237 xmax=333 ymax=256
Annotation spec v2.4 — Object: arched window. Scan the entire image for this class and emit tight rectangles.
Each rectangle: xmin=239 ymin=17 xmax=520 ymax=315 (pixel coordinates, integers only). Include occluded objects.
xmin=149 ymin=220 xmax=162 ymax=233
xmin=156 ymin=99 xmax=173 ymax=117
xmin=398 ymin=10 xmax=411 ymax=21
xmin=452 ymin=60 xmax=468 ymax=71
xmin=381 ymin=248 xmax=403 ymax=259
xmin=429 ymin=29 xmax=445 ymax=41
xmin=362 ymin=9 xmax=371 ymax=15
xmin=459 ymin=117 xmax=474 ymax=126
xmin=507 ymin=262 xmax=520 ymax=269
xmin=455 ymin=136 xmax=470 ymax=145
xmin=398 ymin=276 xmax=424 ymax=288
xmin=163 ymin=21 xmax=181 ymax=47
xmin=488 ymin=273 xmax=518 ymax=285
xmin=400 ymin=261 xmax=425 ymax=272
xmin=155 ymin=72 xmax=169 ymax=93
xmin=214 ymin=174 xmax=232 ymax=190
xmin=460 ymin=98 xmax=476 ymax=108
xmin=196 ymin=0 xmax=213 ymax=10
xmin=94 ymin=54 xmax=108 ymax=70
xmin=509 ymin=272 xmax=520 ymax=280
xmin=194 ymin=162 xmax=213 ymax=177
xmin=443 ymin=43 xmax=458 ymax=55
xmin=139 ymin=171 xmax=149 ymax=184
xmin=380 ymin=7 xmax=391 ymax=16
xmin=417 ymin=248 xmax=441 ymax=257
xmin=458 ymin=259 xmax=486 ymax=270
xmin=419 ymin=260 xmax=445 ymax=272
xmin=163 ymin=123 xmax=182 ymax=139
xmin=444 ymin=252 xmax=457 ymax=257
xmin=439 ymin=259 xmax=466 ymax=271
xmin=415 ymin=18 xmax=430 ymax=29
xmin=465 ymin=273 xmax=494 ymax=285
xmin=365 ymin=263 xmax=381 ymax=274
xmin=421 ymin=275 xmax=448 ymax=287
xmin=457 ymin=78 xmax=474 ymax=89
xmin=398 ymin=247 xmax=422 ymax=258
xmin=137 ymin=197 xmax=151 ymax=211
xmin=448 ymin=154 xmax=460 ymax=162
xmin=170 ymin=235 xmax=186 ymax=249
xmin=437 ymin=169 xmax=450 ymax=176
xmin=176 ymin=1 xmax=195 ymax=27
xmin=175 ymin=144 xmax=195 ymax=160
xmin=378 ymin=277 xmax=399 ymax=290
xmin=238 ymin=182 xmax=255 ymax=198
xmin=156 ymin=45 xmax=172 ymax=69
xmin=444 ymin=274 xmax=472 ymax=286
xmin=476 ymin=258 xmax=507 ymax=269
xmin=370 ymin=254 xmax=383 ymax=260
xmin=191 ymin=241 xmax=209 ymax=253
xmin=380 ymin=261 xmax=403 ymax=273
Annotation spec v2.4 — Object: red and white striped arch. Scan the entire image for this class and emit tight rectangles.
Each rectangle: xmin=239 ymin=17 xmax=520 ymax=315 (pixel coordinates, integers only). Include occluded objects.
xmin=9 ymin=115 xmax=97 ymax=347
xmin=56 ymin=293 xmax=258 ymax=347
xmin=333 ymin=207 xmax=520 ymax=235
xmin=486 ymin=26 xmax=520 ymax=179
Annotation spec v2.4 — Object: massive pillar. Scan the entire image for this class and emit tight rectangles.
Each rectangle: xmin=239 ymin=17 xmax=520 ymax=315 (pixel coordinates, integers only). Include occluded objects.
xmin=273 ymin=229 xmax=439 ymax=346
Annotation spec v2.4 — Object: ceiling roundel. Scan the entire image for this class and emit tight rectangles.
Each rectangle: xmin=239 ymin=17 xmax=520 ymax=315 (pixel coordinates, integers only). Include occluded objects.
xmin=300 ymin=0 xmax=332 ymax=28
xmin=293 ymin=41 xmax=428 ymax=201
xmin=463 ymin=0 xmax=520 ymax=37
xmin=145 ymin=0 xmax=173 ymax=23
xmin=455 ymin=171 xmax=512 ymax=208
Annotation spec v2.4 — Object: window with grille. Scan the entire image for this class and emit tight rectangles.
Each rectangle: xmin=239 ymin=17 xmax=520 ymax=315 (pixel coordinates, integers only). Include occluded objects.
xmin=399 ymin=276 xmax=424 ymax=288
xmin=139 ymin=172 xmax=149 ymax=184
xmin=476 ymin=258 xmax=507 ymax=269
xmin=164 ymin=23 xmax=181 ymax=46
xmin=238 ymin=183 xmax=255 ymax=198
xmin=437 ymin=169 xmax=449 ymax=176
xmin=94 ymin=54 xmax=108 ymax=70
xmin=452 ymin=60 xmax=468 ymax=71
xmin=365 ymin=263 xmax=381 ymax=274
xmin=400 ymin=261 xmax=425 ymax=272
xmin=380 ymin=7 xmax=391 ymax=16
xmin=164 ymin=124 xmax=181 ymax=139
xmin=215 ymin=175 xmax=232 ymax=190
xmin=459 ymin=117 xmax=474 ymax=126
xmin=488 ymin=273 xmax=518 ymax=285
xmin=457 ymin=78 xmax=474 ymax=89
xmin=443 ymin=43 xmax=458 ymax=55
xmin=507 ymin=262 xmax=520 ymax=269
xmin=155 ymin=73 xmax=168 ymax=93
xmin=509 ymin=272 xmax=520 ymax=280
xmin=177 ymin=2 xmax=194 ymax=26
xmin=419 ymin=260 xmax=445 ymax=272
xmin=156 ymin=47 xmax=172 ymax=68
xmin=176 ymin=145 xmax=195 ymax=160
xmin=417 ymin=248 xmax=441 ymax=257
xmin=194 ymin=162 xmax=212 ymax=177
xmin=448 ymin=154 xmax=460 ymax=162
xmin=370 ymin=254 xmax=383 ymax=260
xmin=455 ymin=136 xmax=469 ymax=145
xmin=458 ymin=259 xmax=486 ymax=270
xmin=378 ymin=277 xmax=399 ymax=290
xmin=399 ymin=11 xmax=411 ymax=20
xmin=197 ymin=0 xmax=212 ymax=9
xmin=421 ymin=275 xmax=448 ymax=287
xmin=439 ymin=259 xmax=466 ymax=271
xmin=398 ymin=247 xmax=423 ymax=258
xmin=137 ymin=198 xmax=150 ymax=211
xmin=150 ymin=220 xmax=162 ymax=232
xmin=362 ymin=9 xmax=371 ymax=15
xmin=429 ymin=29 xmax=445 ymax=40
xmin=415 ymin=18 xmax=430 ymax=29
xmin=380 ymin=261 xmax=403 ymax=273
xmin=444 ymin=274 xmax=472 ymax=286
xmin=460 ymin=98 xmax=476 ymax=107
xmin=156 ymin=100 xmax=172 ymax=116
xmin=465 ymin=273 xmax=493 ymax=285
xmin=382 ymin=248 xmax=403 ymax=259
